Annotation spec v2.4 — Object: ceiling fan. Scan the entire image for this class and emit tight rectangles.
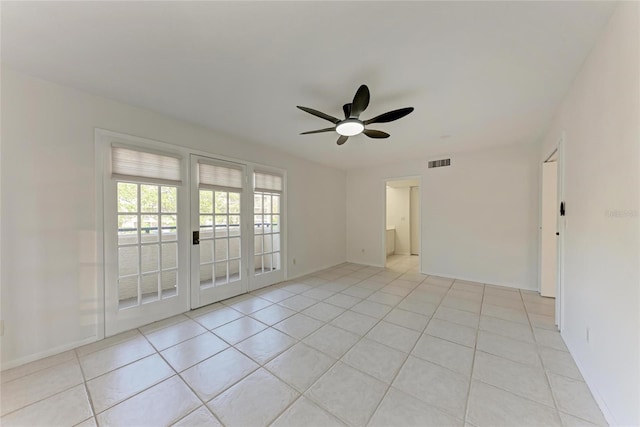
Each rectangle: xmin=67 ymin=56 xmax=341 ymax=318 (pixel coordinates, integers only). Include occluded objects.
xmin=297 ymin=84 xmax=414 ymax=145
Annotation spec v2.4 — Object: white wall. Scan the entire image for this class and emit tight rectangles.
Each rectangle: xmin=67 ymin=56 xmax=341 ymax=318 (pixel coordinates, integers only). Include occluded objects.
xmin=0 ymin=67 xmax=347 ymax=368
xmin=347 ymin=142 xmax=539 ymax=289
xmin=539 ymin=3 xmax=639 ymax=425
xmin=386 ymin=186 xmax=411 ymax=255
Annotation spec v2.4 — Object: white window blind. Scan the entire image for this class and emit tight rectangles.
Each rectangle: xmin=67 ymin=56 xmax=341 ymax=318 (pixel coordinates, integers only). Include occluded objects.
xmin=111 ymin=145 xmax=182 ymax=184
xmin=198 ymin=161 xmax=244 ymax=191
xmin=254 ymin=171 xmax=283 ymax=193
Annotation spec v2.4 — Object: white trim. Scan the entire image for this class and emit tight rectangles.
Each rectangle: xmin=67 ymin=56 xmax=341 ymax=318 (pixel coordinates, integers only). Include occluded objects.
xmin=556 ymin=133 xmax=566 ymax=331
xmin=567 ymin=342 xmax=617 ymax=426
xmin=1 ymin=336 xmax=98 ymax=372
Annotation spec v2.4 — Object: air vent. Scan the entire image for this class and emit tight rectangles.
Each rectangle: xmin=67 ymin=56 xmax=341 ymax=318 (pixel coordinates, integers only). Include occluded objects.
xmin=428 ymin=158 xmax=451 ymax=168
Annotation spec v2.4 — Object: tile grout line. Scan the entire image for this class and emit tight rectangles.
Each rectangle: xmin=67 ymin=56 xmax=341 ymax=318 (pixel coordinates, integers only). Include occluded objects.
xmin=462 ymin=279 xmax=487 ymax=426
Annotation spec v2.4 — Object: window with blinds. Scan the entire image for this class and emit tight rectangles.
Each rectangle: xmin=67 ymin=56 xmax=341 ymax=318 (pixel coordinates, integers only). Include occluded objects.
xmin=111 ymin=145 xmax=182 ymax=184
xmin=198 ymin=161 xmax=244 ymax=191
xmin=254 ymin=171 xmax=283 ymax=193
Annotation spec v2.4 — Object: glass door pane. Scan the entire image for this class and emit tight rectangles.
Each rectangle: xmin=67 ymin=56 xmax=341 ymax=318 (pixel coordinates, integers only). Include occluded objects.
xmin=191 ymin=156 xmax=248 ymax=308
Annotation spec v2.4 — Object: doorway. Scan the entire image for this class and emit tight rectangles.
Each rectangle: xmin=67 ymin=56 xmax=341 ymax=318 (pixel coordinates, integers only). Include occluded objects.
xmin=385 ymin=178 xmax=420 ymax=270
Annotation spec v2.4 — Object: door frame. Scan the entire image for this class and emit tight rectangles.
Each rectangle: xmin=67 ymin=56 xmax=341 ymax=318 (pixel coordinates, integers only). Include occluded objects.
xmin=381 ymin=176 xmax=422 ymax=269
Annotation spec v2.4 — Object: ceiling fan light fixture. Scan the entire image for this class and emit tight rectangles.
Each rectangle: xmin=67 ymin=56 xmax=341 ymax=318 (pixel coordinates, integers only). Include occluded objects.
xmin=336 ymin=119 xmax=364 ymax=136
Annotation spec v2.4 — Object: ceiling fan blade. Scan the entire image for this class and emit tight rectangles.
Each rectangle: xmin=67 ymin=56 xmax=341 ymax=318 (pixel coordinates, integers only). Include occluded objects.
xmin=337 ymin=135 xmax=349 ymax=145
xmin=300 ymin=127 xmax=336 ymax=135
xmin=297 ymin=106 xmax=340 ymax=124
xmin=363 ymin=129 xmax=390 ymax=139
xmin=350 ymin=85 xmax=370 ymax=118
xmin=364 ymin=107 xmax=414 ymax=125
xmin=343 ymin=103 xmax=352 ymax=119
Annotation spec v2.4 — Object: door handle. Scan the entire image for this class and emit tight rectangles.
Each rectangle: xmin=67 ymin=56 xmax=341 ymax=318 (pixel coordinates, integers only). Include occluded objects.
xmin=193 ymin=231 xmax=200 ymax=245
xmin=556 ymin=232 xmax=559 ymax=236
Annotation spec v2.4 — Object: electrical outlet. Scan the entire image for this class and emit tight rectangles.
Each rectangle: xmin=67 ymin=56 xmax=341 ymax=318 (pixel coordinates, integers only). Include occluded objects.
xmin=586 ymin=327 xmax=590 ymax=343
xmin=292 ymin=258 xmax=296 ymax=265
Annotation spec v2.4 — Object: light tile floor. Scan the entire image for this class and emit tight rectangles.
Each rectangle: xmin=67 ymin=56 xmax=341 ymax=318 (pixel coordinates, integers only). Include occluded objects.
xmin=1 ymin=255 xmax=607 ymax=426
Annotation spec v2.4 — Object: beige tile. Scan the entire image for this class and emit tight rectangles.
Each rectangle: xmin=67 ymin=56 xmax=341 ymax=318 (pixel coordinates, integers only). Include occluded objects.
xmin=369 ymin=388 xmax=462 ymax=427
xmin=435 ymin=306 xmax=480 ymax=328
xmin=323 ymin=293 xmax=362 ymax=309
xmin=477 ymin=330 xmax=541 ymax=366
xmin=173 ymin=406 xmax=222 ymax=427
xmin=208 ymin=369 xmax=298 ymax=427
xmin=342 ymin=338 xmax=406 ymax=383
xmin=253 ymin=288 xmax=295 ymax=303
xmin=1 ymin=350 xmax=76 ymax=385
xmin=441 ymin=296 xmax=482 ymax=314
xmin=548 ymin=373 xmax=607 ymax=426
xmin=539 ymin=347 xmax=583 ymax=381
xmin=483 ymin=294 xmax=526 ymax=310
xmin=302 ymin=302 xmax=345 ymax=322
xmin=367 ymin=291 xmax=404 ymax=306
xmin=265 ymin=343 xmax=335 ymax=392
xmin=192 ymin=306 xmax=243 ymax=330
xmin=212 ymin=316 xmax=267 ymax=345
xmin=274 ymin=313 xmax=324 ymax=339
xmin=380 ymin=285 xmax=412 ymax=297
xmin=425 ymin=318 xmax=477 ymax=348
xmin=525 ymin=301 xmax=555 ymax=317
xmin=445 ymin=289 xmax=484 ymax=302
xmin=75 ymin=417 xmax=98 ymax=427
xmin=384 ymin=308 xmax=430 ymax=331
xmin=228 ymin=296 xmax=272 ymax=314
xmin=559 ymin=411 xmax=602 ymax=427
xmin=139 ymin=314 xmax=190 ymax=334
xmin=412 ymin=334 xmax=474 ymax=376
xmin=472 ymin=351 xmax=554 ymax=407
xmin=330 ymin=310 xmax=379 ymax=335
xmin=160 ymin=332 xmax=228 ymax=372
xmin=143 ymin=319 xmax=207 ymax=351
xmin=406 ymin=289 xmax=445 ymax=305
xmin=1 ymin=360 xmax=84 ymax=416
xmin=534 ymin=328 xmax=568 ymax=352
xmin=482 ymin=304 xmax=529 ymax=324
xmin=479 ymin=315 xmax=535 ymax=343
xmin=341 ymin=286 xmax=375 ymax=299
xmin=87 ymin=354 xmax=173 ymax=413
xmin=528 ymin=313 xmax=557 ymax=331
xmin=303 ymin=324 xmax=359 ymax=358
xmin=76 ymin=330 xmax=140 ymax=357
xmin=235 ymin=327 xmax=296 ymax=364
xmin=351 ymin=300 xmax=393 ymax=318
xmin=302 ymin=287 xmax=336 ymax=301
xmin=366 ymin=321 xmax=421 ymax=353
xmin=96 ymin=376 xmax=200 ymax=426
xmin=393 ymin=356 xmax=469 ymax=419
xmin=279 ymin=294 xmax=318 ymax=311
xmin=271 ymin=397 xmax=345 ymax=427
xmin=306 ymin=362 xmax=387 ymax=426
xmin=279 ymin=282 xmax=314 ymax=294
xmin=398 ymin=299 xmax=438 ymax=317
xmin=467 ymin=380 xmax=562 ymax=427
xmin=0 ymin=384 xmax=92 ymax=427
xmin=79 ymin=334 xmax=155 ymax=379
xmin=180 ymin=348 xmax=258 ymax=401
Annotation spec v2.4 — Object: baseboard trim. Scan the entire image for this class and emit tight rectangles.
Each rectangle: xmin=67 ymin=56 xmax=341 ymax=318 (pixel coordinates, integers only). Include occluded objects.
xmin=565 ymin=340 xmax=618 ymax=426
xmin=1 ymin=335 xmax=98 ymax=371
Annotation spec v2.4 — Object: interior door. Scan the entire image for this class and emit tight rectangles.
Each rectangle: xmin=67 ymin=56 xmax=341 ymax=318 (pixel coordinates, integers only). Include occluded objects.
xmin=191 ymin=155 xmax=249 ymax=308
xmin=541 ymin=161 xmax=558 ymax=297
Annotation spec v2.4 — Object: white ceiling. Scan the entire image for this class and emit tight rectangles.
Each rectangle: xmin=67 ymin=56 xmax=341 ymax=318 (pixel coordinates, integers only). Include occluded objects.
xmin=1 ymin=1 xmax=615 ymax=170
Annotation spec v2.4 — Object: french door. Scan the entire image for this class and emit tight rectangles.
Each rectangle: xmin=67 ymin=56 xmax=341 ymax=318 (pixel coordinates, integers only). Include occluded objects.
xmin=103 ymin=141 xmax=190 ymax=336
xmin=190 ymin=156 xmax=249 ymax=308
xmin=101 ymin=131 xmax=286 ymax=335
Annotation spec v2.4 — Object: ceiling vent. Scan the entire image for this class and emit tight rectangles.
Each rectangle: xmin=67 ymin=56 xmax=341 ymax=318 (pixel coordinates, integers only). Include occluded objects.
xmin=428 ymin=158 xmax=451 ymax=168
